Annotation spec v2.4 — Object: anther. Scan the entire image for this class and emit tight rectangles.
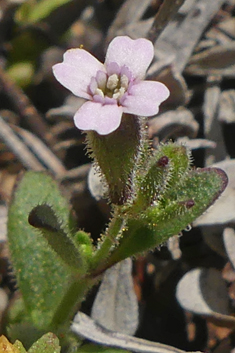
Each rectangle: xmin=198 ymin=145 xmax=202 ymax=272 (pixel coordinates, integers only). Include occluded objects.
xmin=107 ymin=74 xmax=119 ymax=90
xmin=95 ymin=88 xmax=104 ymax=97
xmin=120 ymin=75 xmax=129 ymax=89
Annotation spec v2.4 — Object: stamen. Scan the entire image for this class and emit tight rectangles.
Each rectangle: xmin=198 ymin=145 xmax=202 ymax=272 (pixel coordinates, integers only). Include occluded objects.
xmin=120 ymin=74 xmax=129 ymax=89
xmin=96 ymin=71 xmax=107 ymax=91
xmin=89 ymin=77 xmax=98 ymax=95
xmin=113 ymin=91 xmax=120 ymax=99
xmin=95 ymin=88 xmax=104 ymax=98
xmin=113 ymin=87 xmax=126 ymax=99
xmin=107 ymin=74 xmax=119 ymax=90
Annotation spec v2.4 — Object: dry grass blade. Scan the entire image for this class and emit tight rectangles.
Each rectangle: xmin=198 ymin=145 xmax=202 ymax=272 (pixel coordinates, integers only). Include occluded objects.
xmin=71 ymin=312 xmax=203 ymax=353
xmin=203 ymin=78 xmax=227 ymax=165
xmin=186 ymin=42 xmax=235 ymax=76
xmin=148 ymin=108 xmax=199 ymax=142
xmin=91 ymin=258 xmax=139 ymax=335
xmin=106 ymin=0 xmax=152 ymax=43
xmin=0 ymin=116 xmax=45 ymax=171
xmin=0 ymin=117 xmax=66 ymax=176
xmin=59 ymin=164 xmax=90 ymax=182
xmin=147 ymin=0 xmax=186 ymax=43
xmin=14 ymin=126 xmax=66 ymax=176
xmin=219 ymin=90 xmax=235 ymax=123
xmin=153 ymin=0 xmax=227 ymax=74
xmin=0 ymin=66 xmax=57 ymax=150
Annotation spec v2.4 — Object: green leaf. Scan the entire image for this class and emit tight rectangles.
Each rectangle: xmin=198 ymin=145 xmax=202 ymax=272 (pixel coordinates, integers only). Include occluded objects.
xmin=7 ymin=30 xmax=48 ymax=87
xmin=14 ymin=340 xmax=27 ymax=353
xmin=0 ymin=335 xmax=24 ymax=353
xmin=28 ymin=204 xmax=85 ymax=270
xmin=7 ymin=296 xmax=42 ymax=349
xmin=4 ymin=332 xmax=61 ymax=353
xmin=7 ymin=62 xmax=34 ymax=88
xmin=15 ymin=0 xmax=73 ymax=25
xmin=8 ymin=323 xmax=45 ymax=351
xmin=28 ymin=333 xmax=60 ymax=353
xmin=7 ymin=171 xmax=72 ymax=328
xmin=129 ymin=143 xmax=191 ymax=215
xmin=109 ymin=168 xmax=228 ymax=262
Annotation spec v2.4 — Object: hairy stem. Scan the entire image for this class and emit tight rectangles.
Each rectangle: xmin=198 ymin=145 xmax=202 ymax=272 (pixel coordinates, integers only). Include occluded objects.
xmin=49 ymin=276 xmax=93 ymax=330
xmin=91 ymin=208 xmax=125 ymax=275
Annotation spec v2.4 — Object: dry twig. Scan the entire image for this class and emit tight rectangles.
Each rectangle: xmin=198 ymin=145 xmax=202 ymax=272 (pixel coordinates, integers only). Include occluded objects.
xmin=147 ymin=0 xmax=186 ymax=43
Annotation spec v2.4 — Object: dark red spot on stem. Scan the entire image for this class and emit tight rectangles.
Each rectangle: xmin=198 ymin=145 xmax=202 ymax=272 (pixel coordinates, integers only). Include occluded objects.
xmin=186 ymin=199 xmax=195 ymax=208
xmin=157 ymin=156 xmax=169 ymax=167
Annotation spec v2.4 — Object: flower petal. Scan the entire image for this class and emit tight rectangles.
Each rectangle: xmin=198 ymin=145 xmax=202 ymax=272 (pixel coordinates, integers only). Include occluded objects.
xmin=122 ymin=81 xmax=170 ymax=116
xmin=53 ymin=49 xmax=105 ymax=99
xmin=105 ymin=36 xmax=154 ymax=79
xmin=74 ymin=101 xmax=123 ymax=135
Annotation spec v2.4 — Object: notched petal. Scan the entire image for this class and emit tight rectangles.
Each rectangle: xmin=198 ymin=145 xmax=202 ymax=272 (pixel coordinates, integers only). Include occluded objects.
xmin=105 ymin=36 xmax=154 ymax=79
xmin=74 ymin=101 xmax=123 ymax=135
xmin=53 ymin=48 xmax=105 ymax=99
xmin=123 ymin=81 xmax=170 ymax=116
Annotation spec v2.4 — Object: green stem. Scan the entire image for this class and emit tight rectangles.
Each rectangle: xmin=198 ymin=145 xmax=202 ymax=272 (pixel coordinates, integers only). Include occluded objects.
xmin=49 ymin=276 xmax=93 ymax=330
xmin=91 ymin=208 xmax=125 ymax=272
xmin=49 ymin=214 xmax=125 ymax=329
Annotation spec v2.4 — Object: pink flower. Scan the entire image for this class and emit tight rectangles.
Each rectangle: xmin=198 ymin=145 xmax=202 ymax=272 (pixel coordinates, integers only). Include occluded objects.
xmin=53 ymin=36 xmax=169 ymax=135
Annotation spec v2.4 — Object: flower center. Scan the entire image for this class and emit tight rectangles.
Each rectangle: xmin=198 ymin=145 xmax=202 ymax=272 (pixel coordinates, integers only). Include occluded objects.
xmin=105 ymin=73 xmax=129 ymax=100
xmin=89 ymin=64 xmax=132 ymax=105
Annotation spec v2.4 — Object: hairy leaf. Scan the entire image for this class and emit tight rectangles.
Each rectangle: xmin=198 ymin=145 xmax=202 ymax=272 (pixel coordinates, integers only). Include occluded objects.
xmin=28 ymin=204 xmax=84 ymax=270
xmin=28 ymin=333 xmax=60 ymax=353
xmin=109 ymin=168 xmax=228 ymax=262
xmin=7 ymin=171 xmax=72 ymax=328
